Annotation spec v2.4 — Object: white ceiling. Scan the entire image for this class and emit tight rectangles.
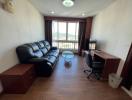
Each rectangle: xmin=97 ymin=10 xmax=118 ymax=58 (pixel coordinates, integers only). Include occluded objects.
xmin=29 ymin=0 xmax=115 ymax=18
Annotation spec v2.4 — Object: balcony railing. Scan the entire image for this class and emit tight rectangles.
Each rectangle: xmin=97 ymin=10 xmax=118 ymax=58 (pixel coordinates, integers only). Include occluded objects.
xmin=52 ymin=40 xmax=78 ymax=51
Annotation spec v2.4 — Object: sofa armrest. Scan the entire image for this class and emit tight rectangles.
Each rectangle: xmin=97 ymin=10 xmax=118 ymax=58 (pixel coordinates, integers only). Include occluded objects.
xmin=50 ymin=47 xmax=58 ymax=50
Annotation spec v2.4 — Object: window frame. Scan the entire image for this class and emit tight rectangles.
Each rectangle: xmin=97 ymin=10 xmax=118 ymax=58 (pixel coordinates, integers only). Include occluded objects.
xmin=52 ymin=20 xmax=79 ymax=42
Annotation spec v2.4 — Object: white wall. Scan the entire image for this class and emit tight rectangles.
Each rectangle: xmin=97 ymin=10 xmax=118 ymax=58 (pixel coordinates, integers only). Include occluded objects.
xmin=0 ymin=0 xmax=44 ymax=73
xmin=91 ymin=0 xmax=132 ymax=75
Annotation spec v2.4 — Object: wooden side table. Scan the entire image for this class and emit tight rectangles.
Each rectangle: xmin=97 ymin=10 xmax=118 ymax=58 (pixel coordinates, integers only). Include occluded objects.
xmin=0 ymin=64 xmax=36 ymax=93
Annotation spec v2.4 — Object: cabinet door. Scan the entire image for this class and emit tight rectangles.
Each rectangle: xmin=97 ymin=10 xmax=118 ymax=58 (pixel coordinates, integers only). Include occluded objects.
xmin=23 ymin=67 xmax=36 ymax=91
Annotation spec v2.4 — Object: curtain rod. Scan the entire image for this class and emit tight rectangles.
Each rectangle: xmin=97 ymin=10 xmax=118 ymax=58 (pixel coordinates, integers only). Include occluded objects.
xmin=44 ymin=16 xmax=93 ymax=22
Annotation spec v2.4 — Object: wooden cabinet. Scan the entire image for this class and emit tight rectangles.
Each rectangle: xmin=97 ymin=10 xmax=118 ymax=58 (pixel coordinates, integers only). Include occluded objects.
xmin=0 ymin=64 xmax=36 ymax=93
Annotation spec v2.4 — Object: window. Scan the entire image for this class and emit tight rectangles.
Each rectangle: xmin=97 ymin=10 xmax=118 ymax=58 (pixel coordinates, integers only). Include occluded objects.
xmin=68 ymin=22 xmax=79 ymax=41
xmin=52 ymin=21 xmax=58 ymax=40
xmin=58 ymin=22 xmax=66 ymax=40
xmin=52 ymin=21 xmax=79 ymax=41
xmin=52 ymin=21 xmax=79 ymax=50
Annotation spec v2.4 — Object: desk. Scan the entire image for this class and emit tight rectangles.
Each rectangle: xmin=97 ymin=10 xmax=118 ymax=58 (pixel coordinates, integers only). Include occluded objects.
xmin=94 ymin=50 xmax=120 ymax=80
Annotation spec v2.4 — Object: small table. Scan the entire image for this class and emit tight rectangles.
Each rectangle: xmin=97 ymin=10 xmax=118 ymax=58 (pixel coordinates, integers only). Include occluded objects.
xmin=62 ymin=51 xmax=74 ymax=63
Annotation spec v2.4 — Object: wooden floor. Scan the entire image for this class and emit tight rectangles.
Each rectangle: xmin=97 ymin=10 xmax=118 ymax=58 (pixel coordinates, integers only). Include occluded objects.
xmin=0 ymin=55 xmax=131 ymax=100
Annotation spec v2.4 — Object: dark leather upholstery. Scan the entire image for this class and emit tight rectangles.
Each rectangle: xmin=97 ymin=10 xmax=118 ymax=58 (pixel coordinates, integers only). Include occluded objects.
xmin=43 ymin=41 xmax=51 ymax=51
xmin=35 ymin=42 xmax=48 ymax=55
xmin=16 ymin=40 xmax=59 ymax=76
xmin=27 ymin=43 xmax=43 ymax=58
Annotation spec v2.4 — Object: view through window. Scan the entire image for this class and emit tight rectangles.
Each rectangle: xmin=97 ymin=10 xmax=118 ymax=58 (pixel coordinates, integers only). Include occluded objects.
xmin=52 ymin=21 xmax=79 ymax=51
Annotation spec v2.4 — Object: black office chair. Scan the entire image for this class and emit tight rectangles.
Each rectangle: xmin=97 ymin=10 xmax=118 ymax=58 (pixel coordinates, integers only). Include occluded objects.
xmin=84 ymin=51 xmax=104 ymax=80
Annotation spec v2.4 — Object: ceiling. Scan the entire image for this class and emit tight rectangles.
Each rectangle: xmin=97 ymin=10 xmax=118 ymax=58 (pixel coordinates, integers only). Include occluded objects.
xmin=29 ymin=0 xmax=115 ymax=18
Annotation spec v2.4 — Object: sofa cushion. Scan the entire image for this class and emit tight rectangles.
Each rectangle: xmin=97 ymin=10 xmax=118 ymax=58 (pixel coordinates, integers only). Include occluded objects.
xmin=36 ymin=42 xmax=45 ymax=49
xmin=29 ymin=43 xmax=39 ymax=52
xmin=27 ymin=43 xmax=43 ymax=58
xmin=43 ymin=55 xmax=56 ymax=65
xmin=36 ymin=42 xmax=48 ymax=55
xmin=41 ymin=48 xmax=48 ymax=55
xmin=47 ymin=50 xmax=59 ymax=57
xmin=42 ymin=41 xmax=51 ymax=51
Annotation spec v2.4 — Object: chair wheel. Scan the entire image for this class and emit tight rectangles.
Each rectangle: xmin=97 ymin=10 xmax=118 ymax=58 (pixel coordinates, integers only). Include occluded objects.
xmin=87 ymin=76 xmax=90 ymax=79
xmin=97 ymin=77 xmax=100 ymax=80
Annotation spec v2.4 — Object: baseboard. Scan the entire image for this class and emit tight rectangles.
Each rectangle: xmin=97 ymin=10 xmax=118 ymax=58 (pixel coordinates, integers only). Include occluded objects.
xmin=121 ymin=86 xmax=132 ymax=98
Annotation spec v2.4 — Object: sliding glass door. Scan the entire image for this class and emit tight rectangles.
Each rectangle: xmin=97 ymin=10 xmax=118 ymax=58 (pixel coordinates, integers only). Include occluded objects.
xmin=52 ymin=21 xmax=79 ymax=51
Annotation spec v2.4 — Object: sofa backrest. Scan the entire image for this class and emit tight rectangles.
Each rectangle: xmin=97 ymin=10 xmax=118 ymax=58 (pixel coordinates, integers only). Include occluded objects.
xmin=16 ymin=40 xmax=51 ymax=63
xmin=36 ymin=41 xmax=48 ymax=55
xmin=42 ymin=41 xmax=51 ymax=51
xmin=27 ymin=43 xmax=43 ymax=58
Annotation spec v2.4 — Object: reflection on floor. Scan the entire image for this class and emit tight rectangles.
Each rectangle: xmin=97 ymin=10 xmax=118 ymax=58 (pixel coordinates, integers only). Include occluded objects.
xmin=0 ymin=55 xmax=131 ymax=100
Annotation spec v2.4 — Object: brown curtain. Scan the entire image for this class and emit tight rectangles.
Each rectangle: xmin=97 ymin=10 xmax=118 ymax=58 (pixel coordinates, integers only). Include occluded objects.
xmin=78 ymin=21 xmax=86 ymax=55
xmin=78 ymin=17 xmax=93 ymax=55
xmin=45 ymin=19 xmax=52 ymax=46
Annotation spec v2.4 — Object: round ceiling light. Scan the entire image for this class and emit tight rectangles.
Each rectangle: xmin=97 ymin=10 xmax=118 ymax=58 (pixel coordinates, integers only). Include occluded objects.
xmin=62 ymin=0 xmax=74 ymax=7
xmin=82 ymin=13 xmax=85 ymax=17
xmin=50 ymin=11 xmax=55 ymax=14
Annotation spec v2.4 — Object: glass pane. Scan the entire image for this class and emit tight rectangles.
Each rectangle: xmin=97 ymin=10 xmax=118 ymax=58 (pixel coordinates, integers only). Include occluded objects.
xmin=52 ymin=21 xmax=58 ymax=40
xmin=68 ymin=22 xmax=76 ymax=41
xmin=58 ymin=22 xmax=66 ymax=40
xmin=68 ymin=22 xmax=79 ymax=41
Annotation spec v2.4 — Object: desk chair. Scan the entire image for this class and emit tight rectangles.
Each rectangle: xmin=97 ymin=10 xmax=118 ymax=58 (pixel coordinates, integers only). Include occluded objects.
xmin=84 ymin=51 xmax=104 ymax=80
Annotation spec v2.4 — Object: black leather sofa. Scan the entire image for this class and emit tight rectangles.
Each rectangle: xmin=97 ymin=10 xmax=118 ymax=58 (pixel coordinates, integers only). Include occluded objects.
xmin=16 ymin=40 xmax=59 ymax=76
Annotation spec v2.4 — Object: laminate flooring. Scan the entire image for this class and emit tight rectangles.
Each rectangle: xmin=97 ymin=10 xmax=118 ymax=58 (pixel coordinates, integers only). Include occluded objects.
xmin=0 ymin=55 xmax=131 ymax=100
